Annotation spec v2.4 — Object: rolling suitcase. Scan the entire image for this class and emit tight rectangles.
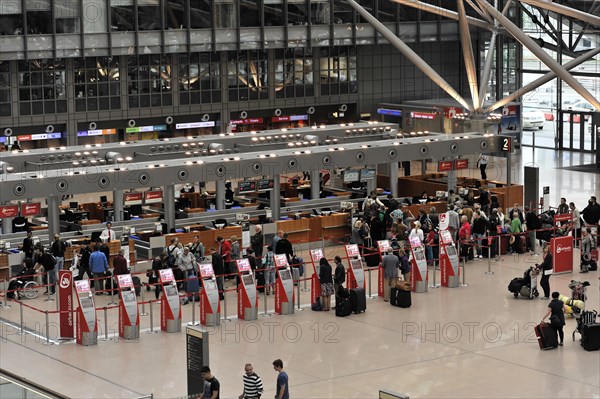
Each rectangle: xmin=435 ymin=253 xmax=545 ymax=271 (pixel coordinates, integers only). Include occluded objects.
xmin=534 ymin=322 xmax=558 ymax=350
xmin=132 ymin=276 xmax=142 ymax=296
xmin=390 ymin=287 xmax=411 ymax=308
xmin=350 ymin=288 xmax=366 ymax=313
xmin=186 ymin=274 xmax=200 ymax=301
xmin=335 ymin=298 xmax=352 ymax=317
xmin=581 ymin=324 xmax=600 ymax=351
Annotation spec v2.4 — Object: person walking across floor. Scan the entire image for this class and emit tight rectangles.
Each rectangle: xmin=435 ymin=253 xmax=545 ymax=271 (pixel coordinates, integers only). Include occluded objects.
xmin=200 ymin=366 xmax=220 ymax=399
xmin=381 ymin=250 xmax=399 ymax=302
xmin=272 ymin=359 xmax=290 ymax=399
xmin=239 ymin=363 xmax=263 ymax=399
xmin=537 ymin=243 xmax=553 ymax=299
xmin=318 ymin=257 xmax=334 ymax=311
xmin=541 ymin=291 xmax=568 ymax=347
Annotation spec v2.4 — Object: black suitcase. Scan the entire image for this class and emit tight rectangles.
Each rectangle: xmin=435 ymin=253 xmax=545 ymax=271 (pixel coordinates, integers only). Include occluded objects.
xmin=350 ymin=288 xmax=366 ymax=313
xmin=132 ymin=276 xmax=142 ymax=296
xmin=581 ymin=324 xmax=600 ymax=351
xmin=508 ymin=277 xmax=523 ymax=294
xmin=390 ymin=287 xmax=411 ymax=308
xmin=535 ymin=322 xmax=558 ymax=350
xmin=364 ymin=251 xmax=380 ymax=267
xmin=335 ymin=298 xmax=352 ymax=317
xmin=256 ymin=271 xmax=265 ymax=293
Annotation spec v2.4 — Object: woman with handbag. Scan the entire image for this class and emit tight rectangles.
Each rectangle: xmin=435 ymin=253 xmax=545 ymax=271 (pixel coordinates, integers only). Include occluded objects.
xmin=541 ymin=291 xmax=568 ymax=346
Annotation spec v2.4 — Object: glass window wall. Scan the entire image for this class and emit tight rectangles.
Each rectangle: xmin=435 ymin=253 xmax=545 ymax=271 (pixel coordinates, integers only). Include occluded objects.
xmin=228 ymin=50 xmax=268 ymax=102
xmin=264 ymin=0 xmax=285 ymax=26
xmin=55 ymin=0 xmax=80 ymax=33
xmin=319 ymin=46 xmax=357 ymax=95
xmin=18 ymin=59 xmax=67 ymax=115
xmin=215 ymin=0 xmax=236 ymax=28
xmin=240 ymin=0 xmax=260 ymax=27
xmin=138 ymin=0 xmax=162 ymax=30
xmin=275 ymin=49 xmax=314 ymax=98
xmin=0 ymin=61 xmax=10 ymax=117
xmin=128 ymin=55 xmax=172 ymax=108
xmin=311 ymin=0 xmax=331 ymax=25
xmin=190 ymin=0 xmax=212 ymax=29
xmin=287 ymin=0 xmax=308 ymax=26
xmin=26 ymin=0 xmax=52 ymax=34
xmin=0 ymin=1 xmax=23 ymax=35
xmin=74 ymin=57 xmax=121 ymax=112
xmin=111 ymin=0 xmax=135 ymax=31
xmin=333 ymin=0 xmax=352 ymax=24
xmin=166 ymin=0 xmax=186 ymax=29
xmin=377 ymin=0 xmax=396 ymax=23
xmin=179 ymin=52 xmax=221 ymax=105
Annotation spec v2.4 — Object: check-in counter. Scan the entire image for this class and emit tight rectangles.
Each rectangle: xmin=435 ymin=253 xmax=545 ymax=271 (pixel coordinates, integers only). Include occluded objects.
xmin=276 ymin=219 xmax=311 ymax=245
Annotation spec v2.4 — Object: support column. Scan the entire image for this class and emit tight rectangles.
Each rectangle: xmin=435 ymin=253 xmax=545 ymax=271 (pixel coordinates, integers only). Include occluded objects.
xmin=2 ymin=218 xmax=13 ymax=234
xmin=270 ymin=174 xmax=281 ymax=221
xmin=47 ymin=195 xmax=61 ymax=242
xmin=310 ymin=169 xmax=320 ymax=200
xmin=164 ymin=184 xmax=176 ymax=233
xmin=215 ymin=181 xmax=225 ymax=210
xmin=389 ymin=162 xmax=399 ymax=197
xmin=506 ymin=150 xmax=512 ymax=187
xmin=421 ymin=159 xmax=427 ymax=175
xmin=113 ymin=189 xmax=124 ymax=222
xmin=366 ymin=166 xmax=377 ymax=194
xmin=447 ymin=159 xmax=458 ymax=193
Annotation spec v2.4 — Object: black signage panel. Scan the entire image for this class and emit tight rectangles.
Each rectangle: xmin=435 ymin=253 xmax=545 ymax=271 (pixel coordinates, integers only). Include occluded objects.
xmin=187 ymin=327 xmax=209 ymax=398
xmin=239 ymin=180 xmax=256 ymax=193
xmin=257 ymin=179 xmax=274 ymax=191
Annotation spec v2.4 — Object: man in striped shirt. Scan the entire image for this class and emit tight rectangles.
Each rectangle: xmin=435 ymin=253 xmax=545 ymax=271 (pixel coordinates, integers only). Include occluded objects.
xmin=239 ymin=363 xmax=263 ymax=399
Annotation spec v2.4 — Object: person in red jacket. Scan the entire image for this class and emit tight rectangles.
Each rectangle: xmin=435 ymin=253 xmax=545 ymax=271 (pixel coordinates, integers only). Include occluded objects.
xmin=458 ymin=215 xmax=472 ymax=261
xmin=217 ymin=236 xmax=233 ymax=279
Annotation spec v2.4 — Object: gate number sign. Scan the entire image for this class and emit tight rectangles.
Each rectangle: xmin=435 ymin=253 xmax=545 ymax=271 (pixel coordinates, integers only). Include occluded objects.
xmin=501 ymin=137 xmax=511 ymax=152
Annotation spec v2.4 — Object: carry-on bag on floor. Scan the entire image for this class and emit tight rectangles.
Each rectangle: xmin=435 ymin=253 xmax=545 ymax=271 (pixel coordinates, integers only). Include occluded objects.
xmin=350 ymin=288 xmax=366 ymax=313
xmin=186 ymin=275 xmax=200 ymax=301
xmin=581 ymin=323 xmax=600 ymax=351
xmin=390 ymin=287 xmax=411 ymax=308
xmin=535 ymin=322 xmax=558 ymax=350
xmin=131 ymin=276 xmax=142 ymax=296
xmin=335 ymin=298 xmax=352 ymax=317
xmin=508 ymin=277 xmax=524 ymax=295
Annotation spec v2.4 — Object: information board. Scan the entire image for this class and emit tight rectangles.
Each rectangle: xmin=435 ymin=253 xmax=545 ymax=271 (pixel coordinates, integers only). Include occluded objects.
xmin=186 ymin=327 xmax=210 ymax=398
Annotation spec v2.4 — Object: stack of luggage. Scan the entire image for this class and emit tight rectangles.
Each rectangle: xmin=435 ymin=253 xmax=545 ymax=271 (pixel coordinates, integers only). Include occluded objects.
xmin=507 ymin=266 xmax=539 ymax=299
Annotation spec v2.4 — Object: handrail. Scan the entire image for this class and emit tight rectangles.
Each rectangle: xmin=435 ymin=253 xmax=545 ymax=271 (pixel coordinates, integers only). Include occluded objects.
xmin=0 ymin=369 xmax=63 ymax=399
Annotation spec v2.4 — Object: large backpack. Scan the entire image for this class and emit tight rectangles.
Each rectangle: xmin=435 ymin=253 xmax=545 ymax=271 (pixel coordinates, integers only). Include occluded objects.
xmin=166 ymin=246 xmax=177 ymax=268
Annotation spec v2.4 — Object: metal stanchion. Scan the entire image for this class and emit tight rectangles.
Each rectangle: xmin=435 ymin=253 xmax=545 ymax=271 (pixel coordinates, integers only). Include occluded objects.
xmin=485 ymin=245 xmax=494 ymax=275
xmin=139 ymin=284 xmax=148 ymax=316
xmin=187 ymin=294 xmax=199 ymax=326
xmin=296 ymin=279 xmax=302 ymax=311
xmin=262 ymin=289 xmax=271 ymax=317
xmin=460 ymin=256 xmax=469 ymax=287
xmin=367 ymin=268 xmax=372 ymax=298
xmin=41 ymin=311 xmax=52 ymax=345
xmin=18 ymin=301 xmax=24 ymax=335
xmin=3 ymin=291 xmax=11 ymax=308
xmin=495 ymin=236 xmax=504 ymax=262
xmin=221 ymin=289 xmax=230 ymax=322
xmin=107 ymin=282 xmax=118 ymax=306
xmin=301 ymin=274 xmax=310 ymax=292
xmin=147 ymin=300 xmax=158 ymax=334
xmin=429 ymin=260 xmax=440 ymax=288
xmin=100 ymin=307 xmax=111 ymax=341
xmin=44 ymin=283 xmax=54 ymax=302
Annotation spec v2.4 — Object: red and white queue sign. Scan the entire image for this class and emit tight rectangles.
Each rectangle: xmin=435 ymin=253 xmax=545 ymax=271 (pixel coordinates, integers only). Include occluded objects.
xmin=309 ymin=249 xmax=324 ymax=304
xmin=0 ymin=205 xmax=19 ymax=219
xmin=116 ymin=274 xmax=140 ymax=339
xmin=344 ymin=244 xmax=365 ymax=290
xmin=409 ymin=235 xmax=428 ymax=293
xmin=198 ymin=263 xmax=220 ymax=327
xmin=275 ymin=265 xmax=295 ymax=315
xmin=236 ymin=259 xmax=258 ymax=321
xmin=74 ymin=280 xmax=97 ymax=346
xmin=20 ymin=202 xmax=42 ymax=216
xmin=550 ymin=235 xmax=573 ymax=274
xmin=553 ymin=213 xmax=572 ymax=224
xmin=377 ymin=240 xmax=391 ymax=298
xmin=159 ymin=268 xmax=182 ymax=333
xmin=439 ymin=230 xmax=460 ymax=288
xmin=58 ymin=270 xmax=74 ymax=339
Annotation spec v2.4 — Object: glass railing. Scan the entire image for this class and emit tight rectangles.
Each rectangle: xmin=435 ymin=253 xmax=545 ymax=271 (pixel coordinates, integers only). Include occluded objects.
xmin=0 ymin=371 xmax=60 ymax=399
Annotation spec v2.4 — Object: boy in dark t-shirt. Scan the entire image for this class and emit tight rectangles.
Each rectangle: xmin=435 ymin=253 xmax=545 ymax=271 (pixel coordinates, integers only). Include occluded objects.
xmin=201 ymin=366 xmax=220 ymax=399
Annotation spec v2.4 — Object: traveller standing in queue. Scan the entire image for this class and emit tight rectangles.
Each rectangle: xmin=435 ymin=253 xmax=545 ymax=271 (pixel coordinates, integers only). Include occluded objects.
xmin=251 ymin=225 xmax=264 ymax=258
xmin=537 ymin=243 xmax=553 ymax=300
xmin=239 ymin=363 xmax=264 ymax=399
xmin=272 ymin=359 xmax=289 ymax=399
xmin=381 ymin=249 xmax=399 ymax=302
xmin=210 ymin=247 xmax=225 ymax=301
xmin=318 ymin=257 xmax=334 ymax=311
xmin=90 ymin=244 xmax=109 ymax=295
xmin=22 ymin=230 xmax=35 ymax=260
xmin=35 ymin=246 xmax=56 ymax=295
xmin=50 ymin=233 xmax=68 ymax=281
xmin=333 ymin=256 xmax=345 ymax=298
xmin=200 ymin=366 xmax=220 ymax=399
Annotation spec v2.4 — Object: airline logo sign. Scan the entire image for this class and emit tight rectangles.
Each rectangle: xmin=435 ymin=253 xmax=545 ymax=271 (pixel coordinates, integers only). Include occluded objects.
xmin=124 ymin=192 xmax=143 ymax=206
xmin=0 ymin=205 xmax=19 ymax=219
xmin=58 ymin=270 xmax=74 ymax=339
xmin=502 ymin=106 xmax=517 ymax=116
xmin=439 ymin=213 xmax=449 ymax=231
xmin=438 ymin=161 xmax=454 ymax=172
xmin=21 ymin=203 xmax=41 ymax=216
xmin=411 ymin=111 xmax=436 ymax=120
xmin=553 ymin=213 xmax=572 ymax=223
xmin=551 ymin=236 xmax=573 ymax=274
xmin=144 ymin=190 xmax=163 ymax=204
xmin=556 ymin=244 xmax=571 ymax=254
xmin=454 ymin=159 xmax=469 ymax=170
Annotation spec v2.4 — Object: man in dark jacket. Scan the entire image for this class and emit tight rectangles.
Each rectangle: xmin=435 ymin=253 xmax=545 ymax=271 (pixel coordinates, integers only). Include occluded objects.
xmin=525 ymin=206 xmax=540 ymax=253
xmin=428 ymin=206 xmax=439 ymax=230
xmin=251 ymin=226 xmax=264 ymax=258
xmin=77 ymin=241 xmax=94 ymax=287
xmin=210 ymin=248 xmax=225 ymax=300
xmin=35 ymin=247 xmax=56 ymax=294
xmin=581 ymin=196 xmax=600 ymax=226
xmin=275 ymin=233 xmax=294 ymax=262
xmin=22 ymin=230 xmax=35 ymax=259
xmin=333 ymin=256 xmax=345 ymax=297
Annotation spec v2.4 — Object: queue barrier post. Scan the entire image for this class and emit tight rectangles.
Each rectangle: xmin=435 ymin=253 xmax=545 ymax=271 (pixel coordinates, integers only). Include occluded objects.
xmin=221 ymin=286 xmax=231 ymax=323
xmin=100 ymin=307 xmax=111 ymax=341
xmin=296 ymin=277 xmax=302 ymax=311
xmin=460 ymin=256 xmax=469 ymax=287
xmin=3 ymin=291 xmax=11 ymax=308
xmin=44 ymin=283 xmax=54 ymax=303
xmin=429 ymin=257 xmax=440 ymax=289
xmin=147 ymin=300 xmax=158 ymax=334
xmin=107 ymin=283 xmax=118 ymax=306
xmin=18 ymin=301 xmax=24 ymax=335
xmin=187 ymin=293 xmax=199 ymax=326
xmin=262 ymin=288 xmax=271 ymax=317
xmin=485 ymin=242 xmax=494 ymax=275
xmin=140 ymin=284 xmax=148 ymax=316
xmin=42 ymin=310 xmax=52 ymax=346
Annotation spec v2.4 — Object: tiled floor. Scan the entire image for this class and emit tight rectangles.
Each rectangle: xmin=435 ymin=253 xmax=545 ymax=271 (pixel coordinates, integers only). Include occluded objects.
xmin=1 ymin=147 xmax=599 ymax=399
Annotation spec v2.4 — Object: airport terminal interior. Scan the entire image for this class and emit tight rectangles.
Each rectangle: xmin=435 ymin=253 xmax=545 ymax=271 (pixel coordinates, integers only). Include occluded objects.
xmin=0 ymin=1 xmax=599 ymax=398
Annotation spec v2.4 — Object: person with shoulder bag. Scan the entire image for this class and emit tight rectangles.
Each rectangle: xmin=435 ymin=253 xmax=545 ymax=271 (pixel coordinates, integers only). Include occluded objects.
xmin=541 ymin=291 xmax=568 ymax=347
xmin=536 ymin=244 xmax=553 ymax=299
